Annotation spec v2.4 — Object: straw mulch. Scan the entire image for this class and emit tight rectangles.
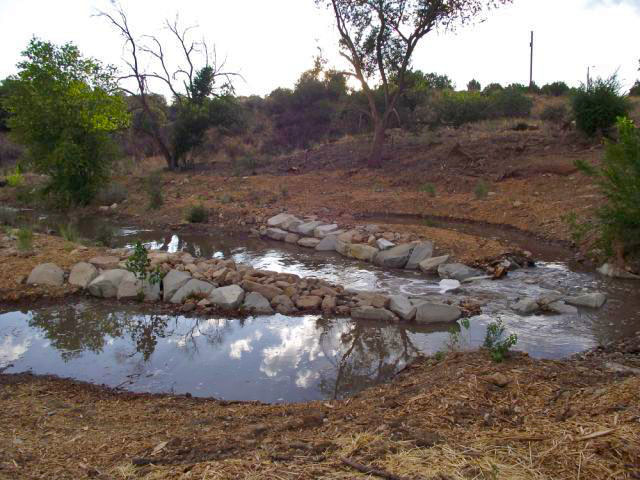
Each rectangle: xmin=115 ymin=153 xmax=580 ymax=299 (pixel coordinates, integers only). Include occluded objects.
xmin=1 ymin=350 xmax=638 ymax=480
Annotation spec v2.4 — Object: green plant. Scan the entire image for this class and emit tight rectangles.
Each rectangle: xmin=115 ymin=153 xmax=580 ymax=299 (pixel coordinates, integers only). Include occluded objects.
xmin=58 ymin=222 xmax=79 ymax=243
xmin=447 ymin=317 xmax=471 ymax=351
xmin=490 ymin=87 xmax=533 ymax=118
xmin=6 ymin=168 xmax=24 ymax=187
xmin=3 ymin=39 xmax=130 ymax=205
xmin=474 ymin=180 xmax=489 ymax=199
xmin=125 ymin=240 xmax=163 ymax=285
xmin=186 ymin=204 xmax=208 ymax=223
xmin=541 ymin=81 xmax=570 ymax=96
xmin=572 ymin=74 xmax=630 ymax=137
xmin=483 ymin=318 xmax=518 ymax=362
xmin=574 ymin=117 xmax=640 ymax=258
xmin=420 ymin=182 xmax=436 ymax=197
xmin=16 ymin=227 xmax=33 ymax=251
xmin=467 ymin=79 xmax=481 ymax=92
xmin=145 ymin=172 xmax=163 ymax=210
xmin=434 ymin=351 xmax=445 ymax=361
xmin=540 ymin=104 xmax=568 ymax=123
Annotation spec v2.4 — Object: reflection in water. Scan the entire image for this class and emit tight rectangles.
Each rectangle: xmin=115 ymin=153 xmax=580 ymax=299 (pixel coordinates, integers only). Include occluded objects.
xmin=0 ymin=303 xmax=451 ymax=402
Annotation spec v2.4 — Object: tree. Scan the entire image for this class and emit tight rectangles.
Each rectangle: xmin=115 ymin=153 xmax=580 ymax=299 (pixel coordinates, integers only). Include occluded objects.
xmin=317 ymin=0 xmax=512 ymax=167
xmin=3 ymin=39 xmax=129 ymax=205
xmin=98 ymin=6 xmax=239 ymax=170
xmin=0 ymin=79 xmax=11 ymax=131
xmin=467 ymin=78 xmax=481 ymax=91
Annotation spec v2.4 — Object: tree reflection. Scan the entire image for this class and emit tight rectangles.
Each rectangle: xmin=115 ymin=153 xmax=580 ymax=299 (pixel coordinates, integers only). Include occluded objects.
xmin=124 ymin=314 xmax=169 ymax=361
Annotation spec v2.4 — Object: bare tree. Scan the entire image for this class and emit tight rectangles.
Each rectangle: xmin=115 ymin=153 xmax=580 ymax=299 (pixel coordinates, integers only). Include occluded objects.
xmin=96 ymin=5 xmax=238 ymax=170
xmin=317 ymin=0 xmax=512 ymax=167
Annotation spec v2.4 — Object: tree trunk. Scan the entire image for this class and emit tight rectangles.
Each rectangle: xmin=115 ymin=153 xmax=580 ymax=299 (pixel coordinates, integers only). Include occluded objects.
xmin=368 ymin=120 xmax=386 ymax=168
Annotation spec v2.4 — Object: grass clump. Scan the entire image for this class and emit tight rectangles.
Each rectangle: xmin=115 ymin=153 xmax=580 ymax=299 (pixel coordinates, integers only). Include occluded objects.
xmin=419 ymin=182 xmax=436 ymax=197
xmin=474 ymin=180 xmax=489 ymax=200
xmin=186 ymin=204 xmax=208 ymax=223
xmin=16 ymin=227 xmax=33 ymax=251
xmin=58 ymin=222 xmax=79 ymax=243
xmin=6 ymin=168 xmax=24 ymax=187
xmin=483 ymin=318 xmax=518 ymax=363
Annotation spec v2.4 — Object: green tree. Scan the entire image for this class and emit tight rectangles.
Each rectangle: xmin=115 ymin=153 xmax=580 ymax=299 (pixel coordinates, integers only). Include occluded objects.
xmin=3 ymin=39 xmax=129 ymax=205
xmin=0 ymin=79 xmax=12 ymax=131
xmin=467 ymin=79 xmax=481 ymax=91
xmin=317 ymin=0 xmax=512 ymax=167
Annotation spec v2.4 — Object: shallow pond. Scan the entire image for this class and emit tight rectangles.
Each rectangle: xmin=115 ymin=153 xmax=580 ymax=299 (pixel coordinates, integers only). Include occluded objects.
xmin=2 ymin=211 xmax=639 ymax=402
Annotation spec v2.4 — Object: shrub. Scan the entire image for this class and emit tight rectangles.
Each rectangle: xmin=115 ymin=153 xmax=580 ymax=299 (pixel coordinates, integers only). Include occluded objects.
xmin=474 ymin=180 xmax=489 ymax=199
xmin=467 ymin=79 xmax=481 ymax=92
xmin=572 ymin=75 xmax=630 ymax=137
xmin=96 ymin=182 xmax=127 ymax=206
xmin=3 ymin=39 xmax=130 ymax=205
xmin=541 ymin=81 xmax=570 ymax=97
xmin=433 ymin=91 xmax=490 ymax=127
xmin=575 ymin=117 xmax=640 ymax=258
xmin=187 ymin=204 xmax=208 ymax=223
xmin=540 ymin=104 xmax=568 ymax=123
xmin=483 ymin=83 xmax=503 ymax=96
xmin=145 ymin=172 xmax=163 ymax=210
xmin=490 ymin=88 xmax=533 ymax=118
xmin=483 ymin=318 xmax=518 ymax=362
xmin=125 ymin=240 xmax=163 ymax=285
xmin=16 ymin=227 xmax=33 ymax=251
xmin=630 ymin=80 xmax=640 ymax=96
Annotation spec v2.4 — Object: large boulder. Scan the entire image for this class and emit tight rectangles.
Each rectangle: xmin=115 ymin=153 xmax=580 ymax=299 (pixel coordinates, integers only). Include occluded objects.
xmin=267 ymin=213 xmax=298 ymax=229
xmin=565 ymin=293 xmax=607 ymax=309
xmin=374 ymin=244 xmax=415 ymax=269
xmin=351 ymin=306 xmax=398 ymax=322
xmin=243 ymin=292 xmax=274 ymax=314
xmin=296 ymin=295 xmax=322 ymax=310
xmin=512 ymin=297 xmax=539 ymax=315
xmin=162 ymin=270 xmax=192 ymax=302
xmin=437 ymin=263 xmax=482 ymax=281
xmin=314 ymin=224 xmax=339 ymax=238
xmin=88 ymin=269 xmax=130 ymax=298
xmin=117 ymin=273 xmax=161 ymax=302
xmin=335 ymin=239 xmax=351 ymax=256
xmin=315 ymin=235 xmax=338 ymax=252
xmin=405 ymin=241 xmax=434 ymax=270
xmin=389 ymin=295 xmax=416 ymax=321
xmin=241 ymin=280 xmax=283 ymax=300
xmin=597 ymin=263 xmax=640 ymax=280
xmin=298 ymin=237 xmax=321 ymax=248
xmin=209 ymin=285 xmax=245 ymax=310
xmin=170 ymin=279 xmax=214 ymax=304
xmin=297 ymin=221 xmax=324 ymax=236
xmin=349 ymin=244 xmax=379 ymax=262
xmin=27 ymin=263 xmax=65 ymax=287
xmin=419 ymin=255 xmax=450 ymax=273
xmin=414 ymin=303 xmax=462 ymax=324
xmin=89 ymin=256 xmax=120 ymax=270
xmin=68 ymin=262 xmax=99 ymax=288
xmin=266 ymin=228 xmax=289 ymax=241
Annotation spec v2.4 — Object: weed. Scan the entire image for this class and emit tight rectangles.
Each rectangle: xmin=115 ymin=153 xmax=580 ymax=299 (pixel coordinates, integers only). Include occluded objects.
xmin=6 ymin=168 xmax=24 ymax=187
xmin=483 ymin=318 xmax=518 ymax=362
xmin=420 ymin=183 xmax=436 ymax=197
xmin=474 ymin=180 xmax=489 ymax=200
xmin=58 ymin=222 xmax=79 ymax=243
xmin=17 ymin=227 xmax=33 ymax=251
xmin=186 ymin=204 xmax=208 ymax=223
xmin=434 ymin=351 xmax=445 ymax=361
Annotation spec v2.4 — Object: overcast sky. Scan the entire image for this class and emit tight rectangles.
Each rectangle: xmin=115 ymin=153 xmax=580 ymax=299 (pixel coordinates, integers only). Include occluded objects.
xmin=1 ymin=0 xmax=639 ymax=97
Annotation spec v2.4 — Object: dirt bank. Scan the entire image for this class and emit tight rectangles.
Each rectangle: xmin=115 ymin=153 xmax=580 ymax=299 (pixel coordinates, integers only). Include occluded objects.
xmin=1 ymin=344 xmax=639 ymax=479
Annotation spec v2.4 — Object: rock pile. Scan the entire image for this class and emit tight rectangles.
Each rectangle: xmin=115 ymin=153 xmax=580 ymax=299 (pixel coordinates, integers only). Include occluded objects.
xmin=512 ymin=291 xmax=607 ymax=315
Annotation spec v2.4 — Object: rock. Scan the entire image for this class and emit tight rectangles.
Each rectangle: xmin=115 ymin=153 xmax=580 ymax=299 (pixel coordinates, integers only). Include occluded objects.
xmin=117 ymin=274 xmax=161 ymax=302
xmin=376 ymin=238 xmax=395 ymax=251
xmin=88 ymin=269 xmax=130 ymax=298
xmin=284 ymin=233 xmax=300 ymax=244
xmin=546 ymin=301 xmax=578 ymax=315
xmin=298 ymin=237 xmax=321 ymax=248
xmin=69 ymin=262 xmax=98 ymax=288
xmin=437 ymin=263 xmax=482 ymax=281
xmin=373 ymin=243 xmax=416 ymax=269
xmin=321 ymin=296 xmax=336 ymax=312
xmin=162 ymin=270 xmax=192 ymax=302
xmin=296 ymin=295 xmax=322 ymax=310
xmin=337 ymin=230 xmax=359 ymax=243
xmin=348 ymin=244 xmax=378 ymax=262
xmin=243 ymin=292 xmax=274 ymax=314
xmin=197 ymin=298 xmax=212 ymax=307
xmin=405 ymin=241 xmax=434 ymax=270
xmin=315 ymin=235 xmax=338 ymax=252
xmin=351 ymin=306 xmax=398 ymax=322
xmin=598 ymin=263 xmax=640 ymax=279
xmin=266 ymin=228 xmax=289 ymax=241
xmin=364 ymin=224 xmax=381 ymax=234
xmin=170 ymin=279 xmax=214 ymax=304
xmin=88 ymin=256 xmax=120 ymax=270
xmin=241 ymin=280 xmax=283 ymax=300
xmin=335 ymin=239 xmax=351 ymax=256
xmin=415 ymin=303 xmax=462 ymax=324
xmin=209 ymin=285 xmax=245 ymax=310
xmin=297 ymin=221 xmax=324 ymax=236
xmin=389 ymin=295 xmax=416 ymax=321
xmin=27 ymin=263 xmax=65 ymax=287
xmin=565 ymin=293 xmax=607 ymax=309
xmin=314 ymin=224 xmax=339 ymax=238
xmin=484 ymin=373 xmax=510 ymax=388
xmin=272 ymin=294 xmax=296 ymax=313
xmin=181 ymin=303 xmax=196 ymax=313
xmin=267 ymin=213 xmax=298 ymax=229
xmin=536 ymin=292 xmax=563 ymax=306
xmin=512 ymin=297 xmax=539 ymax=314
xmin=439 ymin=279 xmax=461 ymax=293
xmin=419 ymin=255 xmax=450 ymax=273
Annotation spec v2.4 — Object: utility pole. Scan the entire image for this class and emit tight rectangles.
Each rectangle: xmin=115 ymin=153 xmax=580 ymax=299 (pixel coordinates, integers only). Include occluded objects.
xmin=529 ymin=31 xmax=534 ymax=88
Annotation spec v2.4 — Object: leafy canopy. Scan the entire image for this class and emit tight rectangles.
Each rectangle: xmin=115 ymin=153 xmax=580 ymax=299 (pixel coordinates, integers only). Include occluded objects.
xmin=3 ymin=38 xmax=129 ymax=205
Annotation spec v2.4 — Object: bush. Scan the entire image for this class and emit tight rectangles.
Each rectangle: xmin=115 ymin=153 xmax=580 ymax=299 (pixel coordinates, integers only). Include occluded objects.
xmin=432 ymin=91 xmax=490 ymax=127
xmin=145 ymin=172 xmax=163 ymax=210
xmin=483 ymin=318 xmax=518 ymax=362
xmin=540 ymin=104 xmax=568 ymax=123
xmin=491 ymin=88 xmax=533 ymax=118
xmin=575 ymin=117 xmax=640 ymax=258
xmin=96 ymin=182 xmax=127 ymax=206
xmin=630 ymin=80 xmax=640 ymax=96
xmin=3 ymin=39 xmax=129 ymax=205
xmin=572 ymin=75 xmax=630 ymax=137
xmin=541 ymin=81 xmax=570 ymax=96
xmin=483 ymin=83 xmax=503 ymax=96
xmin=187 ymin=204 xmax=208 ymax=223
xmin=467 ymin=79 xmax=481 ymax=92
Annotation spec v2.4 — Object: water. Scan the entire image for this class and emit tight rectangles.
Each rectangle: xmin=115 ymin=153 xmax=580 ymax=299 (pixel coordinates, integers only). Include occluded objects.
xmin=2 ymin=212 xmax=639 ymax=402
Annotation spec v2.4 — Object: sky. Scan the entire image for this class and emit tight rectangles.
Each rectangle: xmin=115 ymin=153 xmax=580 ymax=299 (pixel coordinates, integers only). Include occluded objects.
xmin=1 ymin=0 xmax=639 ymax=98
